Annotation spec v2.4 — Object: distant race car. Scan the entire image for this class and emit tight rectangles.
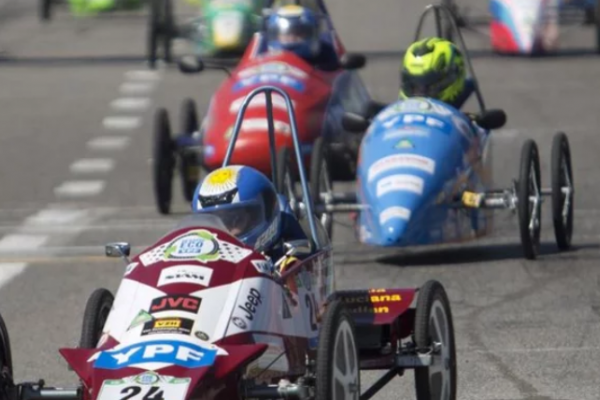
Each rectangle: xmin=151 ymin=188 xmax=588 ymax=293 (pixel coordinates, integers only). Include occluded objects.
xmin=331 ymin=4 xmax=575 ymax=260
xmin=443 ymin=0 xmax=600 ymax=54
xmin=0 ymin=86 xmax=458 ymax=400
xmin=147 ymin=0 xmax=269 ymax=68
xmin=152 ymin=0 xmax=371 ymax=224
xmin=40 ymin=0 xmax=145 ymax=22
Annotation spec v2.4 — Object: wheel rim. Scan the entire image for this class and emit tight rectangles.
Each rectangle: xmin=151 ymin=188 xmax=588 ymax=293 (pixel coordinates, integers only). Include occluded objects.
xmin=427 ymin=299 xmax=453 ymax=400
xmin=559 ymin=145 xmax=573 ymax=240
xmin=527 ymin=158 xmax=541 ymax=246
xmin=318 ymin=158 xmax=332 ymax=231
xmin=332 ymin=319 xmax=359 ymax=400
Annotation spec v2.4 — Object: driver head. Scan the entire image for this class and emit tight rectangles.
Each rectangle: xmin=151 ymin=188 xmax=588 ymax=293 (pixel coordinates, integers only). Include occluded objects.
xmin=266 ymin=5 xmax=321 ymax=60
xmin=192 ymin=166 xmax=282 ymax=252
xmin=399 ymin=37 xmax=466 ymax=106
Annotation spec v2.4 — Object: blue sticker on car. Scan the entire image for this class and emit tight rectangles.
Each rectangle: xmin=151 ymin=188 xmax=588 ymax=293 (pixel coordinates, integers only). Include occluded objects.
xmin=232 ymin=73 xmax=305 ymax=92
xmin=94 ymin=339 xmax=218 ymax=370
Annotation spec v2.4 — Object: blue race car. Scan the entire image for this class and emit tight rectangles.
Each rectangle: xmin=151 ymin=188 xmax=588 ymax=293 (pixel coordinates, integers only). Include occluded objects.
xmin=332 ymin=4 xmax=575 ymax=260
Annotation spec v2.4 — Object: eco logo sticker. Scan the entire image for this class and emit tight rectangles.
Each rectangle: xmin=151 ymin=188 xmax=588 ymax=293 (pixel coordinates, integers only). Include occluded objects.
xmin=164 ymin=230 xmax=220 ymax=262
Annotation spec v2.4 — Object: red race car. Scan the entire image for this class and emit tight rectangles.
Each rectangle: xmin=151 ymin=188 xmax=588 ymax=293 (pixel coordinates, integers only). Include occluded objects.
xmin=152 ymin=0 xmax=372 ymax=215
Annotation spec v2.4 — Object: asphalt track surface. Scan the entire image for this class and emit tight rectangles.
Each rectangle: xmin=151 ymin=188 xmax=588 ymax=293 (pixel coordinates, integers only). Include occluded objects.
xmin=0 ymin=0 xmax=600 ymax=399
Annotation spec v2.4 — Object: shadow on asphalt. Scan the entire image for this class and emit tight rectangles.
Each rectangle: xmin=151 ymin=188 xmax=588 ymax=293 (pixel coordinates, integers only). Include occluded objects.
xmin=375 ymin=241 xmax=600 ymax=267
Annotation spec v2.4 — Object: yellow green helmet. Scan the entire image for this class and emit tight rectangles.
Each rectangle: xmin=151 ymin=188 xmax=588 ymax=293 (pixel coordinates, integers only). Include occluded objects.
xmin=399 ymin=37 xmax=466 ymax=104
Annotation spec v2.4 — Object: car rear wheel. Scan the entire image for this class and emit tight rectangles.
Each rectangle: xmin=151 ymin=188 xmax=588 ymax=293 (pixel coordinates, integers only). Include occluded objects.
xmin=310 ymin=138 xmax=334 ymax=239
xmin=179 ymin=98 xmax=201 ymax=203
xmin=414 ymin=280 xmax=456 ymax=400
xmin=79 ymin=288 xmax=114 ymax=348
xmin=315 ymin=299 xmax=360 ymax=400
xmin=517 ymin=139 xmax=542 ymax=260
xmin=153 ymin=108 xmax=175 ymax=215
xmin=0 ymin=311 xmax=13 ymax=398
xmin=551 ymin=132 xmax=574 ymax=251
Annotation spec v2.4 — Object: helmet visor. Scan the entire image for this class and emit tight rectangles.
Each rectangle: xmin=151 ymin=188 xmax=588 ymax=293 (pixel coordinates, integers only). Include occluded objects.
xmin=401 ymin=69 xmax=456 ymax=99
xmin=205 ymin=202 xmax=266 ymax=238
xmin=267 ymin=17 xmax=317 ymax=45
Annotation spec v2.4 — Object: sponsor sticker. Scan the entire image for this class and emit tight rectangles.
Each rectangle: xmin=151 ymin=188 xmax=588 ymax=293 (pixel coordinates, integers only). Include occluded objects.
xmin=229 ymin=93 xmax=294 ymax=113
xmin=237 ymin=288 xmax=263 ymax=321
xmin=251 ymin=259 xmax=273 ymax=275
xmin=141 ymin=318 xmax=194 ymax=336
xmin=150 ymin=295 xmax=201 ymax=313
xmin=237 ymin=62 xmax=307 ymax=79
xmin=157 ymin=265 xmax=214 ymax=287
xmin=379 ymin=206 xmax=411 ymax=224
xmin=368 ymin=154 xmax=436 ymax=181
xmin=232 ymin=73 xmax=305 ymax=92
xmin=124 ymin=262 xmax=139 ymax=276
xmin=164 ymin=230 xmax=220 ymax=263
xmin=376 ymin=174 xmax=424 ymax=197
xmin=129 ymin=310 xmax=154 ymax=330
xmin=383 ymin=127 xmax=429 ymax=140
xmin=93 ymin=340 xmax=218 ymax=370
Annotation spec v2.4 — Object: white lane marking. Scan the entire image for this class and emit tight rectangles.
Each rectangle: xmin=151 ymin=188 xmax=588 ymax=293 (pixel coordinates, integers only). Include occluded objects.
xmin=23 ymin=209 xmax=89 ymax=226
xmin=54 ymin=180 xmax=106 ymax=197
xmin=0 ymin=263 xmax=28 ymax=287
xmin=87 ymin=136 xmax=130 ymax=150
xmin=102 ymin=116 xmax=142 ymax=130
xmin=110 ymin=98 xmax=150 ymax=111
xmin=125 ymin=70 xmax=161 ymax=81
xmin=70 ymin=158 xmax=115 ymax=174
xmin=119 ymin=82 xmax=155 ymax=94
xmin=0 ymin=234 xmax=48 ymax=249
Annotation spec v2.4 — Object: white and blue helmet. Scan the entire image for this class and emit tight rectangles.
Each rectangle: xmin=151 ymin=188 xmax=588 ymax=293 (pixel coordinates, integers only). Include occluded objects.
xmin=192 ymin=166 xmax=282 ymax=252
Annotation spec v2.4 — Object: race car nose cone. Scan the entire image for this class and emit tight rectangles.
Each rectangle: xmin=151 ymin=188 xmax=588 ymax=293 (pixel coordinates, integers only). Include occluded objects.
xmin=381 ymin=219 xmax=408 ymax=246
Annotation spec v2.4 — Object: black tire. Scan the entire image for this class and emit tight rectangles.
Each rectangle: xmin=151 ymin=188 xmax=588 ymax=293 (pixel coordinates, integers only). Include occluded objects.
xmin=517 ymin=139 xmax=542 ymax=260
xmin=0 ymin=312 xmax=13 ymax=397
xmin=310 ymin=138 xmax=333 ymax=239
xmin=179 ymin=98 xmax=200 ymax=203
xmin=79 ymin=289 xmax=114 ymax=348
xmin=315 ymin=299 xmax=360 ymax=400
xmin=40 ymin=0 xmax=51 ymax=21
xmin=153 ymin=108 xmax=175 ymax=215
xmin=551 ymin=132 xmax=574 ymax=251
xmin=276 ymin=147 xmax=299 ymax=217
xmin=440 ymin=0 xmax=455 ymax=39
xmin=414 ymin=280 xmax=457 ymax=400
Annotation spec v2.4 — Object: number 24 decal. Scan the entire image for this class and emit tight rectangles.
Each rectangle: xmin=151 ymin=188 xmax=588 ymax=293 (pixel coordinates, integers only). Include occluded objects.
xmin=305 ymin=293 xmax=318 ymax=331
xmin=120 ymin=386 xmax=164 ymax=400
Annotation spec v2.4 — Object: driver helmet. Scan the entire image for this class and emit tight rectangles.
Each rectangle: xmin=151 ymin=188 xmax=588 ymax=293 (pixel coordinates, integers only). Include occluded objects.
xmin=192 ymin=166 xmax=282 ymax=252
xmin=399 ymin=37 xmax=466 ymax=105
xmin=266 ymin=5 xmax=321 ymax=60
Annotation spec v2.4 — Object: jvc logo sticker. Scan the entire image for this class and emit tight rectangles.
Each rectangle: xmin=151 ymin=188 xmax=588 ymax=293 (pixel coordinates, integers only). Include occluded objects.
xmin=238 ymin=288 xmax=262 ymax=321
xmin=92 ymin=340 xmax=217 ymax=370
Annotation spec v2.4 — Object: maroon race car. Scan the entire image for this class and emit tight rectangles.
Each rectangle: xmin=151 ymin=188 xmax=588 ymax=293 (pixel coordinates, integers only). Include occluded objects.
xmin=0 ymin=87 xmax=457 ymax=400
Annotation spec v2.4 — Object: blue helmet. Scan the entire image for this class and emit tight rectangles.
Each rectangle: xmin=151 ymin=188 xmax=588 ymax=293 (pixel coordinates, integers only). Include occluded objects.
xmin=192 ymin=166 xmax=282 ymax=252
xmin=266 ymin=5 xmax=321 ymax=60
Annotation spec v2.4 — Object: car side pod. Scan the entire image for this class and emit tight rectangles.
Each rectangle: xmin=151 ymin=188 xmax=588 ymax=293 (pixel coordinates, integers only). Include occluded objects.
xmin=329 ymin=279 xmax=457 ymax=400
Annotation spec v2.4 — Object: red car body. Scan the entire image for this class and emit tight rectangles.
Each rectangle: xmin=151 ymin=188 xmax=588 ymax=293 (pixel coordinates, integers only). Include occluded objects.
xmin=198 ymin=26 xmax=371 ymax=178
